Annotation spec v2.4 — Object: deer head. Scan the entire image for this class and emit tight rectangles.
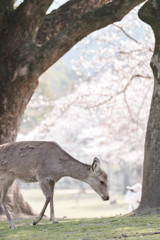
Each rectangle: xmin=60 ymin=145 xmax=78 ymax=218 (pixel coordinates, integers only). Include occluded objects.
xmin=86 ymin=157 xmax=109 ymax=201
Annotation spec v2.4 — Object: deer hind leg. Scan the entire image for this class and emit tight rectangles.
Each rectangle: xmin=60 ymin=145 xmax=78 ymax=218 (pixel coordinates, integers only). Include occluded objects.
xmin=0 ymin=174 xmax=15 ymax=229
xmin=49 ymin=180 xmax=58 ymax=223
xmin=33 ymin=178 xmax=52 ymax=225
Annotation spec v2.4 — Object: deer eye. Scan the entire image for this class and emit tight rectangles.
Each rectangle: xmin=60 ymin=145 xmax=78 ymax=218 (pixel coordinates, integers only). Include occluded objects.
xmin=100 ymin=181 xmax=105 ymax=185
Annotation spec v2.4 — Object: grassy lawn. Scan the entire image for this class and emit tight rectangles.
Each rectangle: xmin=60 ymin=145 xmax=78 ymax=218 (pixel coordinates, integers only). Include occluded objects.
xmin=1 ymin=215 xmax=160 ymax=239
xmin=1 ymin=189 xmax=160 ymax=239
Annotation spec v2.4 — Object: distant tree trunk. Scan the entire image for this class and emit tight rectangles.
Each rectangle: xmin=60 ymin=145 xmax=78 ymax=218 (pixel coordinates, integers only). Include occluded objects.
xmin=138 ymin=0 xmax=160 ymax=208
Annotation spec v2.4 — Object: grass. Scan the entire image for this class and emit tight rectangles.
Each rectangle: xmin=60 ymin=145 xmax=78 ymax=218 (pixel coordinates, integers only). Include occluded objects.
xmin=1 ymin=189 xmax=160 ymax=239
xmin=1 ymin=215 xmax=160 ymax=239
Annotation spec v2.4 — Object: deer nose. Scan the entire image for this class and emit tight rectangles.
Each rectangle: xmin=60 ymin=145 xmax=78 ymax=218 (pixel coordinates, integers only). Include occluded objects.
xmin=102 ymin=196 xmax=110 ymax=201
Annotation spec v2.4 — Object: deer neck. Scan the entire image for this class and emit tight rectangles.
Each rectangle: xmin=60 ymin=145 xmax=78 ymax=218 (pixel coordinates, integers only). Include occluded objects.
xmin=62 ymin=159 xmax=91 ymax=182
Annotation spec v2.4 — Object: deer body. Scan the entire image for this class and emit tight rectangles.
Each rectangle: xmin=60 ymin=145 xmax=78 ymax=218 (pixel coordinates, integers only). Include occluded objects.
xmin=0 ymin=141 xmax=109 ymax=229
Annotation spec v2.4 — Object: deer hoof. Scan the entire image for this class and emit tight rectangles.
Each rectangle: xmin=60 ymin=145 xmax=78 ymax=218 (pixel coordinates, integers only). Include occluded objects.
xmin=33 ymin=219 xmax=38 ymax=225
xmin=53 ymin=220 xmax=59 ymax=223
xmin=10 ymin=224 xmax=16 ymax=230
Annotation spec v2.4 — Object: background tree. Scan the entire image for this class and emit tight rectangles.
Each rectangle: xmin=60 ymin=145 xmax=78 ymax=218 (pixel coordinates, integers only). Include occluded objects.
xmin=0 ymin=0 xmax=149 ymax=218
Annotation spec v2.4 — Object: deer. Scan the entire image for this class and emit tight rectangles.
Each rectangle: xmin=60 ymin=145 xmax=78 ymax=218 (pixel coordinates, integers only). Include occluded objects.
xmin=0 ymin=141 xmax=109 ymax=229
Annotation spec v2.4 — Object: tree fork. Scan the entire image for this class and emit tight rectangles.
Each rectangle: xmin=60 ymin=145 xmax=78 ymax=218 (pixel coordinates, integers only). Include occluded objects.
xmin=138 ymin=0 xmax=160 ymax=208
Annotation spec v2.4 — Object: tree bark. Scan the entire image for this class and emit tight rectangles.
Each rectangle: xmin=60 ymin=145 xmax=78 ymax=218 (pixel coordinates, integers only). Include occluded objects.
xmin=0 ymin=0 xmax=145 ymax=218
xmin=138 ymin=0 xmax=160 ymax=208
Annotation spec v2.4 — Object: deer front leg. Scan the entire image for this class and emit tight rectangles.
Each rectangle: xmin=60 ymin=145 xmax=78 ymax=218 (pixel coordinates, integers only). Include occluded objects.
xmin=33 ymin=179 xmax=51 ymax=225
xmin=49 ymin=180 xmax=58 ymax=223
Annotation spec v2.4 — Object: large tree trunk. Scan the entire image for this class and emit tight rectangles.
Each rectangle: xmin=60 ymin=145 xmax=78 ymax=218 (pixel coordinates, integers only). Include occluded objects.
xmin=0 ymin=0 xmax=145 ymax=219
xmin=138 ymin=0 xmax=160 ymax=208
xmin=140 ymin=81 xmax=160 ymax=208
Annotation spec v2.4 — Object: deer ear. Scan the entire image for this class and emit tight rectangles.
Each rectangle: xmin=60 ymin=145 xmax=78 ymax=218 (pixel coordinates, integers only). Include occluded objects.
xmin=92 ymin=157 xmax=100 ymax=172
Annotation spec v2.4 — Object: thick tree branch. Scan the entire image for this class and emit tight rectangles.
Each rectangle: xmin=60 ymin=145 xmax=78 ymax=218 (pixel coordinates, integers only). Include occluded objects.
xmin=36 ymin=0 xmax=145 ymax=46
xmin=35 ymin=0 xmax=145 ymax=75
xmin=36 ymin=0 xmax=109 ymax=45
xmin=0 ymin=0 xmax=54 ymax=51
